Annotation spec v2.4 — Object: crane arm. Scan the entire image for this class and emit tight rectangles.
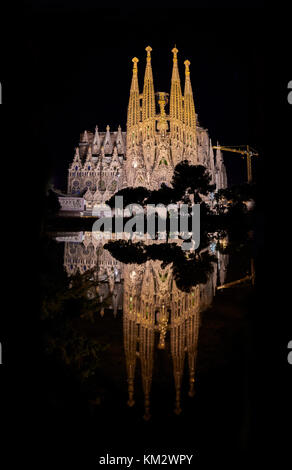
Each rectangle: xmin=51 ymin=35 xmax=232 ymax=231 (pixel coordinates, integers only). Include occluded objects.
xmin=213 ymin=146 xmax=258 ymax=156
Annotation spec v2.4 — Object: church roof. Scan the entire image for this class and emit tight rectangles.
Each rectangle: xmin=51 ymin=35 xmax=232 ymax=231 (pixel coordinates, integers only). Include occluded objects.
xmin=79 ymin=126 xmax=126 ymax=157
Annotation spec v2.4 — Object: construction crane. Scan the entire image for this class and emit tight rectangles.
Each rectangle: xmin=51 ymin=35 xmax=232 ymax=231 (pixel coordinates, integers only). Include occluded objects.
xmin=213 ymin=145 xmax=258 ymax=183
xmin=217 ymin=258 xmax=255 ymax=290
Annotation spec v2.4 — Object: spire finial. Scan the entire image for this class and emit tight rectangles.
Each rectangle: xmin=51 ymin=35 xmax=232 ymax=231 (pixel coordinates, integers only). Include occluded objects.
xmin=145 ymin=46 xmax=152 ymax=63
xmin=172 ymin=46 xmax=179 ymax=62
xmin=132 ymin=57 xmax=139 ymax=72
xmin=184 ymin=59 xmax=191 ymax=75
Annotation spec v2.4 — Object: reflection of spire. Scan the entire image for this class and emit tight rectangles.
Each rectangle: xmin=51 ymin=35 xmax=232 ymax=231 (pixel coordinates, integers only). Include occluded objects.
xmin=171 ymin=320 xmax=185 ymax=415
xmin=157 ymin=304 xmax=169 ymax=349
xmin=186 ymin=310 xmax=200 ymax=397
xmin=123 ymin=315 xmax=137 ymax=407
xmin=140 ymin=323 xmax=155 ymax=421
xmin=62 ymin=235 xmax=230 ymax=418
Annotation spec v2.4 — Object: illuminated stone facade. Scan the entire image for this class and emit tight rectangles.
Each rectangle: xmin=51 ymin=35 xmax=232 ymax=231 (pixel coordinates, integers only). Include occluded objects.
xmin=67 ymin=46 xmax=227 ymax=209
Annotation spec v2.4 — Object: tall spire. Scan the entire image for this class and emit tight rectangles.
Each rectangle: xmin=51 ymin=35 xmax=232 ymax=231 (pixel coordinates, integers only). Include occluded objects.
xmin=92 ymin=125 xmax=100 ymax=154
xmin=169 ymin=46 xmax=183 ymax=123
xmin=127 ymin=57 xmax=140 ymax=138
xmin=104 ymin=124 xmax=113 ymax=154
xmin=116 ymin=124 xmax=124 ymax=154
xmin=142 ymin=46 xmax=155 ymax=128
xmin=183 ymin=60 xmax=196 ymax=130
xmin=72 ymin=146 xmax=81 ymax=166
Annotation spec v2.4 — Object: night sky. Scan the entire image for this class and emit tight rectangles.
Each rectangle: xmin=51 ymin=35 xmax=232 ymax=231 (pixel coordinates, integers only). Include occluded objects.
xmin=3 ymin=5 xmax=266 ymax=193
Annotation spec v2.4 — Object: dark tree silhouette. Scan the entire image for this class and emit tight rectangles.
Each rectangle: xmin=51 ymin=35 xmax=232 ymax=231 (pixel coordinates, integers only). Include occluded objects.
xmin=104 ymin=239 xmax=217 ymax=292
xmin=171 ymin=160 xmax=215 ymax=203
xmin=145 ymin=183 xmax=178 ymax=205
xmin=214 ymin=183 xmax=256 ymax=216
xmin=106 ymin=186 xmax=150 ymax=208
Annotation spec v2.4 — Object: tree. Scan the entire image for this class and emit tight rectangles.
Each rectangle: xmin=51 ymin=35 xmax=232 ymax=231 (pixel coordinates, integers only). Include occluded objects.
xmin=106 ymin=162 xmax=215 ymax=209
xmin=171 ymin=161 xmax=215 ymax=203
xmin=214 ymin=183 xmax=256 ymax=216
xmin=106 ymin=186 xmax=150 ymax=208
xmin=40 ymin=237 xmax=109 ymax=388
xmin=145 ymin=183 xmax=177 ymax=205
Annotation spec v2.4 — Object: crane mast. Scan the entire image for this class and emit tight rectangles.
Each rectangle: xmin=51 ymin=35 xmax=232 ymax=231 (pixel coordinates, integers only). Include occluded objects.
xmin=213 ymin=145 xmax=258 ymax=183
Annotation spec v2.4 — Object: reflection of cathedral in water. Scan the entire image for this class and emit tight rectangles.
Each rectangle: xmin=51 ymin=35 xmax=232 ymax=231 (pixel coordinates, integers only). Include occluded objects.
xmin=62 ymin=232 xmax=229 ymax=419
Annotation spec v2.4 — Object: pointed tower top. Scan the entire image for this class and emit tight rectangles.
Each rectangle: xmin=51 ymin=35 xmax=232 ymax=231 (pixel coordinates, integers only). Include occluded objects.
xmin=92 ymin=125 xmax=101 ymax=154
xmin=172 ymin=46 xmax=179 ymax=61
xmin=74 ymin=147 xmax=80 ymax=159
xmin=93 ymin=125 xmax=100 ymax=142
xmin=170 ymin=46 xmax=183 ymax=122
xmin=142 ymin=45 xmax=155 ymax=123
xmin=117 ymin=124 xmax=122 ymax=140
xmin=116 ymin=125 xmax=124 ymax=154
xmin=145 ymin=46 xmax=152 ymax=61
xmin=82 ymin=130 xmax=89 ymax=143
xmin=184 ymin=59 xmax=191 ymax=75
xmin=132 ymin=57 xmax=139 ymax=72
xmin=183 ymin=57 xmax=196 ymax=131
xmin=104 ymin=125 xmax=113 ymax=154
xmin=127 ymin=57 xmax=140 ymax=133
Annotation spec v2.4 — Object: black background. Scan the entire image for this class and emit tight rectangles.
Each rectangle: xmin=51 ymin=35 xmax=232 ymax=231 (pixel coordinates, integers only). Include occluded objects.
xmin=0 ymin=2 xmax=291 ymax=468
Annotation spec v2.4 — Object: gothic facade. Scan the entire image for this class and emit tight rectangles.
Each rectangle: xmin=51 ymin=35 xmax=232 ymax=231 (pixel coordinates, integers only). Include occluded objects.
xmin=67 ymin=46 xmax=227 ymax=209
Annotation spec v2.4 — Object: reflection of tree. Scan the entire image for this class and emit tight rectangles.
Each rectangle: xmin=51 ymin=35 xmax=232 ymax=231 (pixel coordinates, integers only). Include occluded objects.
xmin=104 ymin=240 xmax=217 ymax=292
xmin=40 ymin=238 xmax=109 ymax=387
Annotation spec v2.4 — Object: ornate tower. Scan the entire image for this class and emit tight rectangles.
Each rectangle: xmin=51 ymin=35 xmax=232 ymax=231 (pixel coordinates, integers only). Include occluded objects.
xmin=183 ymin=60 xmax=197 ymax=163
xmin=125 ymin=45 xmax=203 ymax=190
xmin=169 ymin=47 xmax=183 ymax=137
xmin=126 ymin=57 xmax=140 ymax=147
xmin=142 ymin=46 xmax=155 ymax=139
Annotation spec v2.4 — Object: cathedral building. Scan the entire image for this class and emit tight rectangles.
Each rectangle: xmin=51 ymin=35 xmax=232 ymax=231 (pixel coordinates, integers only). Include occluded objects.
xmin=67 ymin=46 xmax=227 ymax=210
